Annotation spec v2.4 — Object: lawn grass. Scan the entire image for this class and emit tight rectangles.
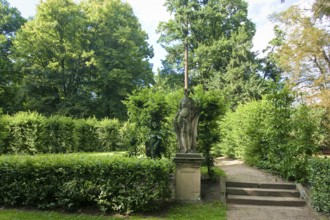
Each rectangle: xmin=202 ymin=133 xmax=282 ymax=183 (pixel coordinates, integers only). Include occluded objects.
xmin=152 ymin=201 xmax=226 ymax=220
xmin=0 ymin=202 xmax=226 ymax=220
xmin=0 ymin=209 xmax=114 ymax=220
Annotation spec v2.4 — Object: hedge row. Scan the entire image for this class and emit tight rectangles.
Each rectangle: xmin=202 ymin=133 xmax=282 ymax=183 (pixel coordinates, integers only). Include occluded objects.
xmin=0 ymin=112 xmax=125 ymax=154
xmin=217 ymin=97 xmax=322 ymax=182
xmin=308 ymin=157 xmax=330 ymax=213
xmin=0 ymin=154 xmax=173 ymax=214
xmin=216 ymin=90 xmax=330 ymax=214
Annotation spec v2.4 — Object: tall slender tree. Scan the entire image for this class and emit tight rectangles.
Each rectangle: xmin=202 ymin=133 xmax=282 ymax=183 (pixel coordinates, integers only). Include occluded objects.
xmin=158 ymin=0 xmax=266 ymax=107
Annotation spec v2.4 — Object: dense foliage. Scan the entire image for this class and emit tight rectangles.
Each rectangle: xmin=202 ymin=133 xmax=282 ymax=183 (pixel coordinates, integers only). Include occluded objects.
xmin=125 ymin=86 xmax=175 ymax=158
xmin=158 ymin=0 xmax=267 ymax=108
xmin=5 ymin=0 xmax=153 ymax=119
xmin=42 ymin=115 xmax=77 ymax=153
xmin=271 ymin=6 xmax=329 ymax=98
xmin=0 ymin=112 xmax=125 ymax=154
xmin=0 ymin=154 xmax=173 ymax=214
xmin=270 ymin=4 xmax=330 ymax=151
xmin=193 ymin=86 xmax=227 ymax=177
xmin=218 ymin=88 xmax=322 ymax=181
xmin=308 ymin=157 xmax=330 ymax=213
xmin=0 ymin=109 xmax=7 ymax=153
xmin=1 ymin=0 xmax=328 ymax=214
xmin=125 ymin=85 xmax=227 ymax=177
xmin=0 ymin=0 xmax=26 ymax=113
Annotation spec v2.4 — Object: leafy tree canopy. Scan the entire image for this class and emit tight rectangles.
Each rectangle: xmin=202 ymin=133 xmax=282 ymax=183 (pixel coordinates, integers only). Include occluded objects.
xmin=270 ymin=4 xmax=330 ymax=150
xmin=270 ymin=5 xmax=329 ymax=106
xmin=0 ymin=0 xmax=26 ymax=112
xmin=12 ymin=0 xmax=153 ymax=119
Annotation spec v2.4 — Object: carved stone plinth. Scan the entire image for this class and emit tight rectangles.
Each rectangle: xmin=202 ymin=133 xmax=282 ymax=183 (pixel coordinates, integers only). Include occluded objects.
xmin=173 ymin=153 xmax=204 ymax=201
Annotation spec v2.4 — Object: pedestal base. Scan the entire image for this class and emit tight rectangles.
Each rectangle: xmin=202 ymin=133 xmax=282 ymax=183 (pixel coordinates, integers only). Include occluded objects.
xmin=173 ymin=153 xmax=204 ymax=201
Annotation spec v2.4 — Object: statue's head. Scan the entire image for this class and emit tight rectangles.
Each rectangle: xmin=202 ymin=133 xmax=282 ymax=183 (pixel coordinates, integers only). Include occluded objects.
xmin=180 ymin=95 xmax=193 ymax=108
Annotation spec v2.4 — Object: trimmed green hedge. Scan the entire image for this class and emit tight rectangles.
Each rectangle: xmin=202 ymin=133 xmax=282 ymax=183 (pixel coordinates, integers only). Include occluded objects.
xmin=218 ymin=98 xmax=321 ymax=182
xmin=0 ymin=154 xmax=173 ymax=214
xmin=0 ymin=112 xmax=125 ymax=154
xmin=0 ymin=109 xmax=8 ymax=154
xmin=76 ymin=118 xmax=100 ymax=152
xmin=4 ymin=112 xmax=45 ymax=154
xmin=42 ymin=115 xmax=77 ymax=153
xmin=308 ymin=157 xmax=330 ymax=213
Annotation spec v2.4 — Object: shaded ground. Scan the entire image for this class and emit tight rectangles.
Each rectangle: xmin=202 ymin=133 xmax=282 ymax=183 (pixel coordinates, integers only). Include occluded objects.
xmin=212 ymin=157 xmax=327 ymax=220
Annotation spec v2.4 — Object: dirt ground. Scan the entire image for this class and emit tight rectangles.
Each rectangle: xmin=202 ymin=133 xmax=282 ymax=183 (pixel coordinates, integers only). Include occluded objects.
xmin=212 ymin=157 xmax=328 ymax=220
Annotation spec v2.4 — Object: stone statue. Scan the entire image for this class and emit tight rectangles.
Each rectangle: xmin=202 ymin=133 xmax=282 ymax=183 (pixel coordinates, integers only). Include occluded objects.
xmin=174 ymin=94 xmax=200 ymax=153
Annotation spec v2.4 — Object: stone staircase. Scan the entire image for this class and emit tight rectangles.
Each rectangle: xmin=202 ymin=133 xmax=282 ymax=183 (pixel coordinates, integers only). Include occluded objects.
xmin=226 ymin=181 xmax=306 ymax=206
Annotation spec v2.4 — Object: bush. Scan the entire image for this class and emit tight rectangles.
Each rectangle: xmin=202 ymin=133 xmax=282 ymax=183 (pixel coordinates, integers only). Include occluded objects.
xmin=76 ymin=118 xmax=100 ymax=152
xmin=0 ymin=154 xmax=174 ymax=214
xmin=308 ymin=157 xmax=330 ymax=213
xmin=120 ymin=122 xmax=140 ymax=156
xmin=5 ymin=112 xmax=45 ymax=154
xmin=2 ymin=112 xmax=125 ymax=154
xmin=218 ymin=88 xmax=321 ymax=181
xmin=0 ymin=110 xmax=9 ymax=154
xmin=98 ymin=118 xmax=122 ymax=151
xmin=42 ymin=115 xmax=77 ymax=153
xmin=125 ymin=87 xmax=174 ymax=158
xmin=217 ymin=99 xmax=272 ymax=161
xmin=192 ymin=86 xmax=227 ymax=178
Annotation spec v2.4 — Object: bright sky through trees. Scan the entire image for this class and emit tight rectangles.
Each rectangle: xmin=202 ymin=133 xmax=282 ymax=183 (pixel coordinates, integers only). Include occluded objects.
xmin=8 ymin=0 xmax=314 ymax=73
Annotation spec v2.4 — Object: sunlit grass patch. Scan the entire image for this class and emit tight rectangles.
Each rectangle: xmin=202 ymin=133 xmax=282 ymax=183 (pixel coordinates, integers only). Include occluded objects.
xmin=0 ymin=202 xmax=226 ymax=220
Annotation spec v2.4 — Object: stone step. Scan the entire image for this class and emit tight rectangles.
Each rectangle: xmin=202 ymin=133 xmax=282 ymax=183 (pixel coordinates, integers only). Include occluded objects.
xmin=227 ymin=187 xmax=300 ymax=197
xmin=226 ymin=181 xmax=296 ymax=190
xmin=227 ymin=195 xmax=306 ymax=206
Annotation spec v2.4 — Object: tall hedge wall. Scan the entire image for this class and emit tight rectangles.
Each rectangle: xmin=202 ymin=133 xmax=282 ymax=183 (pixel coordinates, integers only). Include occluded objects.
xmin=0 ymin=154 xmax=174 ymax=214
xmin=0 ymin=112 xmax=125 ymax=154
xmin=218 ymin=98 xmax=321 ymax=182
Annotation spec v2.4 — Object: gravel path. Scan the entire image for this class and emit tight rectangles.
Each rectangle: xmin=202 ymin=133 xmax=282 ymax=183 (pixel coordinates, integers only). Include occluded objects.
xmin=215 ymin=157 xmax=326 ymax=220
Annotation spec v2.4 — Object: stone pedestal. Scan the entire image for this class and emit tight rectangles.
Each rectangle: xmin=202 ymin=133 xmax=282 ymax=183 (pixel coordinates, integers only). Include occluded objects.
xmin=173 ymin=153 xmax=204 ymax=201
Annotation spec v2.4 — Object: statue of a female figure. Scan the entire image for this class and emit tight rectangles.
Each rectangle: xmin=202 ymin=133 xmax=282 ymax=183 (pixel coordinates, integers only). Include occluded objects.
xmin=174 ymin=95 xmax=199 ymax=153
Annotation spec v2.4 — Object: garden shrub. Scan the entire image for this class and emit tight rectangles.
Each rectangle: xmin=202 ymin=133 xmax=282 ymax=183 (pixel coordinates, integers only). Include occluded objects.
xmin=125 ymin=84 xmax=229 ymax=172
xmin=217 ymin=99 xmax=272 ymax=161
xmin=6 ymin=112 xmax=45 ymax=154
xmin=98 ymin=118 xmax=122 ymax=151
xmin=308 ymin=157 xmax=330 ymax=213
xmin=2 ymin=112 xmax=126 ymax=154
xmin=1 ymin=112 xmax=127 ymax=154
xmin=192 ymin=86 xmax=227 ymax=178
xmin=125 ymin=87 xmax=174 ymax=158
xmin=0 ymin=110 xmax=9 ymax=154
xmin=42 ymin=115 xmax=77 ymax=153
xmin=119 ymin=121 xmax=140 ymax=156
xmin=75 ymin=118 xmax=101 ymax=152
xmin=280 ymin=105 xmax=322 ymax=181
xmin=218 ymin=88 xmax=321 ymax=181
xmin=0 ymin=154 xmax=174 ymax=214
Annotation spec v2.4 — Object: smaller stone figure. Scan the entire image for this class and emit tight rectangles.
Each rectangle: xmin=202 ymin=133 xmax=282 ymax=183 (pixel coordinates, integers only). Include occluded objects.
xmin=174 ymin=94 xmax=200 ymax=153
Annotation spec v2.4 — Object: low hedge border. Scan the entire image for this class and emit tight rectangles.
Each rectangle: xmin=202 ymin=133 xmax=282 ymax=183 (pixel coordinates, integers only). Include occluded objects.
xmin=0 ymin=154 xmax=174 ymax=214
